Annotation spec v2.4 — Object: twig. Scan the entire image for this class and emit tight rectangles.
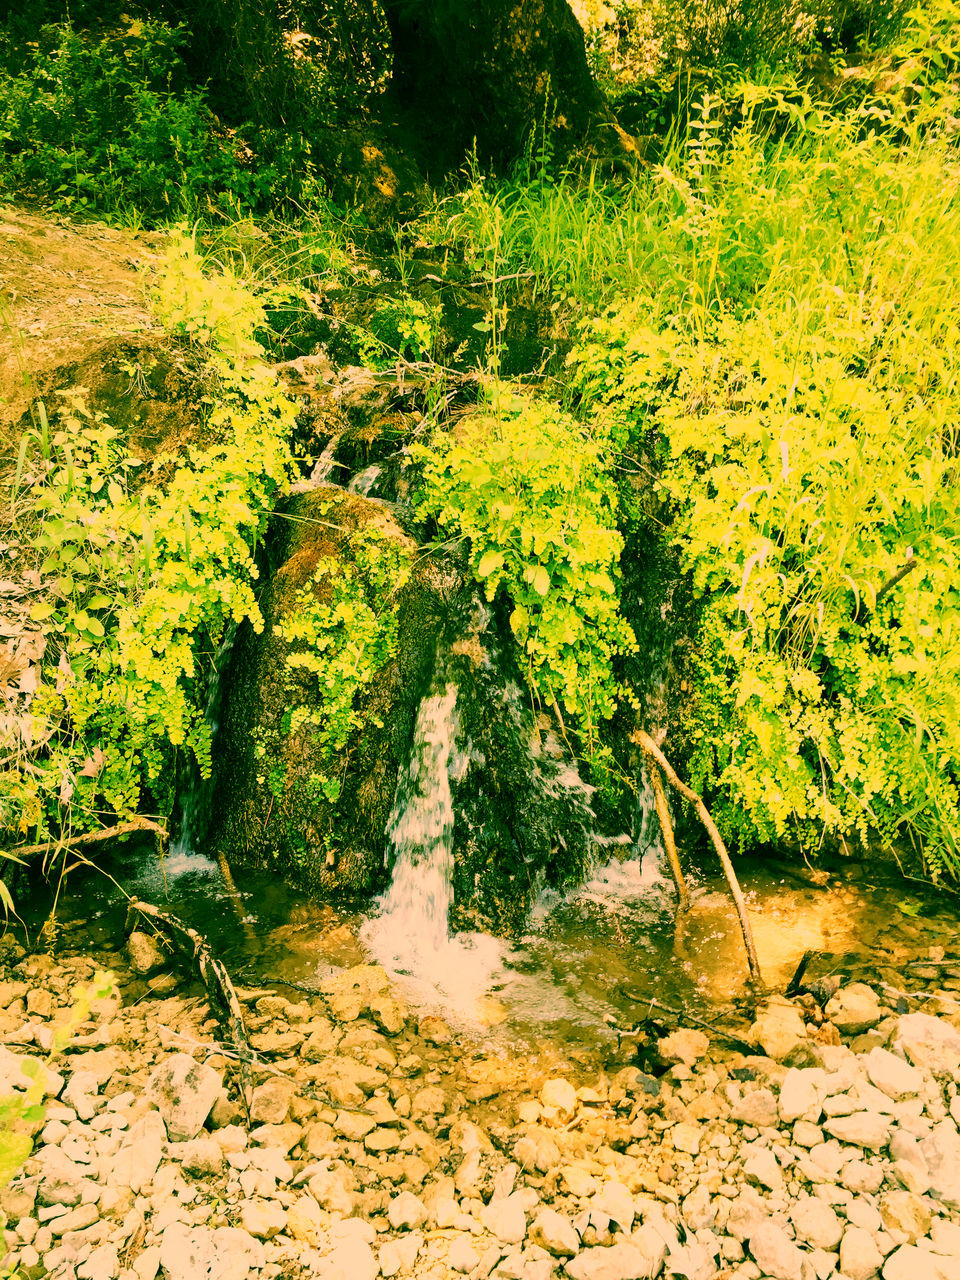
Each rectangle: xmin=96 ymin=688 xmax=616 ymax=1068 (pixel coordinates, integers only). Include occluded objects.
xmin=643 ymin=753 xmax=690 ymax=911
xmin=619 ymin=993 xmax=755 ymax=1052
xmin=786 ymin=949 xmax=814 ymax=997
xmin=635 ymin=730 xmax=764 ymax=989
xmin=4 ymin=817 xmax=167 ymax=859
xmin=874 ymin=556 xmax=919 ymax=607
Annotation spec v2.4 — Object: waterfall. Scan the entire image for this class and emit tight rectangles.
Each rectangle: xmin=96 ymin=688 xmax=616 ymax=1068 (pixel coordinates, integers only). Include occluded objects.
xmin=166 ymin=624 xmax=238 ymax=874
xmin=348 ymin=464 xmax=382 ymax=496
xmin=361 ymin=681 xmax=505 ymax=1016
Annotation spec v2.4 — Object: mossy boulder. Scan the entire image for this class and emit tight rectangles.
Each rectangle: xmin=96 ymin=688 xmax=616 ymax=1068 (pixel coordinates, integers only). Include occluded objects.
xmin=213 ymin=486 xmax=449 ymax=897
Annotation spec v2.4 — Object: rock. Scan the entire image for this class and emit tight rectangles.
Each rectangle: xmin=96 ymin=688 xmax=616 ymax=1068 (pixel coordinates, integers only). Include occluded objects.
xmin=681 ymin=1185 xmax=716 ymax=1232
xmin=726 ymin=1190 xmax=769 ymax=1243
xmin=743 ymin=1143 xmax=783 ymax=1191
xmin=566 ymin=1241 xmax=659 ymax=1280
xmin=448 ymin=1238 xmax=480 ymax=1272
xmin=750 ymin=999 xmax=808 ymax=1061
xmin=249 ymin=1077 xmax=296 ymax=1126
xmin=380 ymin=1232 xmax=422 ymax=1277
xmin=779 ymin=1068 xmax=823 ymax=1123
xmin=335 ymin=1110 xmax=378 ymax=1141
xmin=238 ymin=1199 xmax=286 ymax=1240
xmin=733 ymin=1088 xmax=779 ymax=1128
xmin=824 ymin=1112 xmax=892 ymax=1150
xmin=126 ymin=931 xmax=166 ymax=976
xmin=319 ymin=1237 xmax=379 ymax=1280
xmin=308 ymin=1168 xmax=356 ymax=1217
xmin=657 ymin=1029 xmax=709 ymax=1066
xmin=388 ymin=1191 xmax=427 ymax=1230
xmin=864 ymin=1048 xmax=923 ymax=1100
xmin=418 ymin=1015 xmax=452 ymax=1045
xmin=481 ymin=1192 xmax=527 ymax=1243
xmin=113 ymin=1111 xmax=165 ymax=1192
xmin=595 ymin=1182 xmax=635 ymax=1233
xmin=287 ymin=1194 xmax=325 ymax=1247
xmin=158 ymin=1223 xmax=266 ymax=1280
xmin=365 ymin=1126 xmax=401 ymax=1153
xmin=541 ymin=1079 xmax=578 ymax=1118
xmin=146 ymin=1053 xmax=222 ymax=1141
xmin=530 ymin=1209 xmax=580 ymax=1257
xmin=883 ymin=1245 xmax=943 ymax=1280
xmin=62 ymin=1069 xmax=100 ymax=1121
xmin=825 ymin=984 xmax=882 ymax=1035
xmin=892 ymin=1014 xmax=960 ymax=1078
xmin=178 ymin=1135 xmax=224 ymax=1176
xmin=748 ymin=1222 xmax=806 ymax=1280
xmin=878 ymin=1190 xmax=932 ymax=1242
xmin=790 ymin=1196 xmax=843 ymax=1250
xmin=919 ymin=1120 xmax=960 ymax=1207
xmin=840 ymin=1226 xmax=884 ymax=1280
xmin=672 ymin=1123 xmax=701 ymax=1155
xmin=78 ymin=1244 xmax=119 ymax=1280
xmin=842 ymin=1159 xmax=885 ymax=1195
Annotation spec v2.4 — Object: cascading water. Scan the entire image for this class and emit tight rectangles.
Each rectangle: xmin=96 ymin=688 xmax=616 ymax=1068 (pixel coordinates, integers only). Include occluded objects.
xmin=361 ymin=681 xmax=505 ymax=1017
xmin=348 ymin=464 xmax=382 ymax=496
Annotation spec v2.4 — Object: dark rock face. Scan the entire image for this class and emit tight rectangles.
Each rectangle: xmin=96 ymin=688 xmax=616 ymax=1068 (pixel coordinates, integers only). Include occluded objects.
xmin=213 ymin=490 xmax=594 ymax=931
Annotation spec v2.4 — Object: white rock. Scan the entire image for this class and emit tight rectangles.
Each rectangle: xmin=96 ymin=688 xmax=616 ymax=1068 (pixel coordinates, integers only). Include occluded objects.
xmin=541 ymin=1079 xmax=578 ymax=1118
xmin=530 ymin=1209 xmax=580 ymax=1257
xmin=158 ymin=1223 xmax=265 ymax=1280
xmin=317 ymin=1238 xmax=380 ymax=1280
xmin=238 ymin=1198 xmax=286 ymax=1239
xmin=380 ymin=1232 xmax=422 ymax=1276
xmin=448 ymin=1238 xmax=480 ymax=1272
xmin=725 ymin=1190 xmax=769 ymax=1243
xmin=113 ymin=1111 xmax=165 ymax=1193
xmin=596 ymin=1182 xmax=635 ymax=1232
xmin=733 ymin=1088 xmax=779 ymax=1128
xmin=840 ymin=1226 xmax=884 ymax=1280
xmin=893 ymin=1014 xmax=960 ymax=1079
xmin=824 ymin=1112 xmax=892 ymax=1150
xmin=743 ymin=1143 xmax=784 ymax=1191
xmin=790 ymin=1196 xmax=842 ymax=1250
xmin=882 ymin=1245 xmax=943 ymax=1280
xmin=672 ymin=1123 xmax=701 ymax=1155
xmin=566 ymin=1241 xmax=659 ymax=1280
xmin=750 ymin=999 xmax=808 ymax=1061
xmin=864 ymin=1048 xmax=924 ymax=1100
xmin=779 ymin=1069 xmax=824 ymax=1123
xmin=919 ymin=1119 xmax=960 ymax=1208
xmin=63 ymin=1071 xmax=100 ymax=1121
xmin=748 ymin=1221 xmax=806 ymax=1280
xmin=177 ymin=1135 xmax=224 ymax=1176
xmin=146 ymin=1054 xmax=222 ymax=1142
xmin=481 ymin=1191 xmax=527 ymax=1243
xmin=389 ymin=1191 xmax=427 ymax=1230
xmin=78 ymin=1244 xmax=119 ymax=1280
xmin=658 ymin=1029 xmax=709 ymax=1066
xmin=825 ymin=984 xmax=881 ymax=1035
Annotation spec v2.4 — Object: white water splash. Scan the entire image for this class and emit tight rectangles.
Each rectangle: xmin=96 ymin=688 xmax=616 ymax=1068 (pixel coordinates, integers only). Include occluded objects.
xmin=348 ymin=464 xmax=382 ymax=496
xmin=361 ymin=682 xmax=506 ymax=1019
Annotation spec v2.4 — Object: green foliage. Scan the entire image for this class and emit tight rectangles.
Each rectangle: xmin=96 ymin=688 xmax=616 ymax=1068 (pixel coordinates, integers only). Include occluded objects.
xmin=0 ymin=20 xmax=266 ymax=219
xmin=564 ymin=94 xmax=960 ymax=876
xmin=2 ymin=232 xmax=295 ymax=847
xmin=413 ymin=392 xmax=635 ymax=753
xmin=256 ymin=522 xmax=411 ymax=805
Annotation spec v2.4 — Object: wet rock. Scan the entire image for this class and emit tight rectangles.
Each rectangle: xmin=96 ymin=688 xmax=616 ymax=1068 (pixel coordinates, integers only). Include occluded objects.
xmin=825 ymin=984 xmax=882 ymax=1035
xmin=658 ymin=1029 xmax=709 ymax=1067
xmin=388 ymin=1190 xmax=427 ymax=1230
xmin=840 ymin=1225 xmax=884 ymax=1280
xmin=530 ymin=1208 xmax=580 ymax=1257
xmin=418 ymin=1014 xmax=452 ymax=1045
xmin=146 ymin=1053 xmax=221 ymax=1141
xmin=748 ymin=1221 xmax=806 ymax=1280
xmin=126 ymin=931 xmax=166 ymax=976
xmin=892 ymin=1014 xmax=960 ymax=1078
xmin=541 ymin=1079 xmax=578 ymax=1118
xmin=732 ymin=1088 xmax=779 ymax=1128
xmin=750 ymin=1000 xmax=808 ymax=1061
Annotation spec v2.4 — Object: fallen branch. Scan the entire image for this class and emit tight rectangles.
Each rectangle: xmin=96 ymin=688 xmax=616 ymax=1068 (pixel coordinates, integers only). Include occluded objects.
xmin=786 ymin=949 xmax=814 ymax=998
xmin=642 ymin=752 xmax=690 ymax=912
xmin=124 ymin=899 xmax=248 ymax=1063
xmin=874 ymin=555 xmax=919 ymax=607
xmin=618 ymin=994 xmax=755 ymax=1053
xmin=635 ymin=730 xmax=763 ymax=989
xmin=4 ymin=816 xmax=167 ymax=860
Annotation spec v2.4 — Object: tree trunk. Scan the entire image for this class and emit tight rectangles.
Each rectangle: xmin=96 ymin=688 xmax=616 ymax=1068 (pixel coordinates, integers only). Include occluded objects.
xmin=378 ymin=0 xmax=610 ymax=165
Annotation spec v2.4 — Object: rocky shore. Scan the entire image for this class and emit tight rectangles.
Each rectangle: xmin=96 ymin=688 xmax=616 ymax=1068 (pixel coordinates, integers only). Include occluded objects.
xmin=0 ymin=931 xmax=958 ymax=1280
